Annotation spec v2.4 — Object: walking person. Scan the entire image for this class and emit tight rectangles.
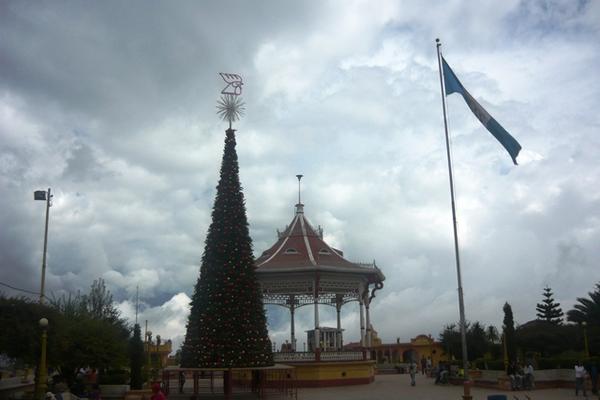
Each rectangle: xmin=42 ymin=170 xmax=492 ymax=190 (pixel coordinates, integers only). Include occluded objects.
xmin=590 ymin=360 xmax=598 ymax=395
xmin=409 ymin=360 xmax=417 ymax=386
xmin=575 ymin=360 xmax=587 ymax=397
xmin=178 ymin=371 xmax=186 ymax=394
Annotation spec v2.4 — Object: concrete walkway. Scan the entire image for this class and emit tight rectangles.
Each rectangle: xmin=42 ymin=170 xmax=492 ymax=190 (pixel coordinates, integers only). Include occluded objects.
xmin=297 ymin=374 xmax=595 ymax=400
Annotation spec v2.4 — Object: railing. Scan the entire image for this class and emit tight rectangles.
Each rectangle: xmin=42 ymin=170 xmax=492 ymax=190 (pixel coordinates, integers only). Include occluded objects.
xmin=320 ymin=351 xmax=365 ymax=361
xmin=273 ymin=350 xmax=370 ymax=362
xmin=273 ymin=352 xmax=316 ymax=362
xmin=161 ymin=367 xmax=297 ymax=400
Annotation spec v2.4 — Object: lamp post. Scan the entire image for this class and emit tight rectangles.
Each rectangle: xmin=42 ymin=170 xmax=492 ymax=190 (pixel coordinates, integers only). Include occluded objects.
xmin=502 ymin=333 xmax=508 ymax=372
xmin=156 ymin=335 xmax=161 ymax=370
xmin=146 ymin=331 xmax=152 ymax=369
xmin=34 ymin=189 xmax=52 ymax=303
xmin=35 ymin=318 xmax=49 ymax=400
xmin=583 ymin=321 xmax=589 ymax=358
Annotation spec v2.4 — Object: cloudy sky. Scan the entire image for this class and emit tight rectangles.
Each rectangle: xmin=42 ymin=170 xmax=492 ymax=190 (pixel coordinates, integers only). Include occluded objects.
xmin=2 ymin=0 xmax=599 ymax=352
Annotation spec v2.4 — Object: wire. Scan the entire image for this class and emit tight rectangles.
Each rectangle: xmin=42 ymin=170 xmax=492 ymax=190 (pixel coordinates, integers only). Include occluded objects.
xmin=0 ymin=281 xmax=40 ymax=296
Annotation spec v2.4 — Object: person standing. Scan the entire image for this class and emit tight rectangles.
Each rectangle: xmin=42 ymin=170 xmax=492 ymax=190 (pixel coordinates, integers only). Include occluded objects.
xmin=178 ymin=371 xmax=186 ymax=394
xmin=409 ymin=360 xmax=417 ymax=386
xmin=151 ymin=383 xmax=166 ymax=400
xmin=524 ymin=361 xmax=534 ymax=390
xmin=590 ymin=360 xmax=598 ymax=395
xmin=575 ymin=361 xmax=587 ymax=397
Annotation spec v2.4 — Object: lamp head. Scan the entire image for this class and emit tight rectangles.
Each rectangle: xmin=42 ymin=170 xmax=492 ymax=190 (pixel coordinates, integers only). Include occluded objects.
xmin=39 ymin=318 xmax=49 ymax=328
xmin=34 ymin=191 xmax=47 ymax=201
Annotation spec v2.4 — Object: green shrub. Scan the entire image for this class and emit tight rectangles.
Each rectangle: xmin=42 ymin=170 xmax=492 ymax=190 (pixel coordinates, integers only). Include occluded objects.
xmin=537 ymin=357 xmax=578 ymax=369
xmin=470 ymin=358 xmax=505 ymax=370
xmin=98 ymin=369 xmax=130 ymax=385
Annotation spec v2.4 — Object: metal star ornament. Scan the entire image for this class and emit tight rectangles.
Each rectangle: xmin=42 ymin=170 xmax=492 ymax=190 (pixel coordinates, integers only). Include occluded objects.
xmin=216 ymin=94 xmax=245 ymax=128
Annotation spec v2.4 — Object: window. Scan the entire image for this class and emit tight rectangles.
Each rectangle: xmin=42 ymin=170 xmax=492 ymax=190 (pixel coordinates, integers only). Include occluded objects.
xmin=318 ymin=248 xmax=331 ymax=255
xmin=284 ymin=248 xmax=299 ymax=254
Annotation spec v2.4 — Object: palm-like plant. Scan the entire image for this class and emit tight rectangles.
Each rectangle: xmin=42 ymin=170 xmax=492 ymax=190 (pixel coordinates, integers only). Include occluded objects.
xmin=567 ymin=283 xmax=600 ymax=325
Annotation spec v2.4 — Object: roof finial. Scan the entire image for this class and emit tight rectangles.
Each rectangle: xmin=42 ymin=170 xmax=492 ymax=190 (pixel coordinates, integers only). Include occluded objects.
xmin=296 ymin=174 xmax=303 ymax=203
xmin=295 ymin=174 xmax=304 ymax=214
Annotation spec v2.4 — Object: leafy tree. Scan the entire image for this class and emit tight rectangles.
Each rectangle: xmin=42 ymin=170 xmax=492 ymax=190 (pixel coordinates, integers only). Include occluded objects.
xmin=51 ymin=278 xmax=124 ymax=327
xmin=0 ymin=292 xmax=128 ymax=385
xmin=503 ymin=302 xmax=517 ymax=365
xmin=83 ymin=278 xmax=122 ymax=324
xmin=536 ymin=286 xmax=564 ymax=325
xmin=467 ymin=322 xmax=488 ymax=360
xmin=129 ymin=323 xmax=144 ymax=389
xmin=567 ymin=282 xmax=600 ymax=325
xmin=181 ymin=128 xmax=273 ymax=368
xmin=0 ymin=295 xmax=62 ymax=366
xmin=439 ymin=321 xmax=492 ymax=361
xmin=515 ymin=320 xmax=576 ymax=357
xmin=486 ymin=325 xmax=499 ymax=344
xmin=439 ymin=323 xmax=462 ymax=360
xmin=56 ymin=316 xmax=128 ymax=382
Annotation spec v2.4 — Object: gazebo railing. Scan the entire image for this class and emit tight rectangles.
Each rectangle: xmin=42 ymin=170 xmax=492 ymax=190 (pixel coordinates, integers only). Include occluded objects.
xmin=273 ymin=350 xmax=369 ymax=363
xmin=320 ymin=351 xmax=365 ymax=361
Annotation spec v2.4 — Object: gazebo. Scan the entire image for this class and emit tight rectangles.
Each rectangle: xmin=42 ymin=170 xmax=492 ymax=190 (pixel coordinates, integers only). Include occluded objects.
xmin=255 ymin=186 xmax=385 ymax=357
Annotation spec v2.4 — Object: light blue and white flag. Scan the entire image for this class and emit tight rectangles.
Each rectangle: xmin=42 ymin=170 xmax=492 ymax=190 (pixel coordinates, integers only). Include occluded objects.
xmin=442 ymin=57 xmax=522 ymax=165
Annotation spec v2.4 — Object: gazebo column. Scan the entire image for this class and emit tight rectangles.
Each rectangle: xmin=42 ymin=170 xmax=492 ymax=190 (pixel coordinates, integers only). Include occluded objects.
xmin=314 ymin=300 xmax=320 ymax=342
xmin=314 ymin=275 xmax=320 ymax=353
xmin=365 ymin=295 xmax=372 ymax=348
xmin=359 ymin=299 xmax=365 ymax=347
xmin=290 ymin=303 xmax=296 ymax=352
xmin=336 ymin=302 xmax=342 ymax=350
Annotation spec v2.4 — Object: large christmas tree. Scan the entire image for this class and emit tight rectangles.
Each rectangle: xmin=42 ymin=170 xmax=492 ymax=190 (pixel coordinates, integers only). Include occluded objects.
xmin=536 ymin=286 xmax=564 ymax=325
xmin=181 ymin=127 xmax=273 ymax=368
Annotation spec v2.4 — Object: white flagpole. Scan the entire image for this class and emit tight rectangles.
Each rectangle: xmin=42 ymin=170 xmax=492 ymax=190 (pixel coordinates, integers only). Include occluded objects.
xmin=436 ymin=38 xmax=471 ymax=397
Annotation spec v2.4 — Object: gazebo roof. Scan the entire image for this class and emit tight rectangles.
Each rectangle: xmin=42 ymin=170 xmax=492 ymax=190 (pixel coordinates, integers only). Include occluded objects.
xmin=255 ymin=203 xmax=384 ymax=283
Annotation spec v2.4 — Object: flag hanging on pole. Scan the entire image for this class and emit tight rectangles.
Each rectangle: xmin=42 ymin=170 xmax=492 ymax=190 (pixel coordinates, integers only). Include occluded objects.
xmin=442 ymin=57 xmax=522 ymax=165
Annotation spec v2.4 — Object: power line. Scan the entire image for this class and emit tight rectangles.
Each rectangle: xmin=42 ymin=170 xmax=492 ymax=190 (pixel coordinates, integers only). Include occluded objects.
xmin=0 ymin=281 xmax=40 ymax=296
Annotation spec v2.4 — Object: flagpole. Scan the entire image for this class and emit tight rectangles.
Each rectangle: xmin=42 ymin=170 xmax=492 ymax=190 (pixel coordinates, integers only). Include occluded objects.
xmin=436 ymin=38 xmax=471 ymax=399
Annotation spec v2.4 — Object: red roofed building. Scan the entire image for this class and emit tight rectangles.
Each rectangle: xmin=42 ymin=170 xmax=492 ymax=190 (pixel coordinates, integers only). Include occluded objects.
xmin=256 ymin=177 xmax=385 ymax=354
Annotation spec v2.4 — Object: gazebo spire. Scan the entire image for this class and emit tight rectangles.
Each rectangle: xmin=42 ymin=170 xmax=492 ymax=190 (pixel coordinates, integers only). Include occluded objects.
xmin=295 ymin=174 xmax=304 ymax=214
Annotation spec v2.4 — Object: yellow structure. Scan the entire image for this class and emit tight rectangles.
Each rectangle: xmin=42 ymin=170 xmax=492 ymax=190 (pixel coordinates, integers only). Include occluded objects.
xmin=346 ymin=333 xmax=446 ymax=367
xmin=290 ymin=361 xmax=376 ymax=386
xmin=232 ymin=361 xmax=375 ymax=387
xmin=144 ymin=338 xmax=172 ymax=368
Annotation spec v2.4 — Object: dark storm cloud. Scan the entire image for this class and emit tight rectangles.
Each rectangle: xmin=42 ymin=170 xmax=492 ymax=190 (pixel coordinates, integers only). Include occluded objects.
xmin=1 ymin=0 xmax=600 ymax=351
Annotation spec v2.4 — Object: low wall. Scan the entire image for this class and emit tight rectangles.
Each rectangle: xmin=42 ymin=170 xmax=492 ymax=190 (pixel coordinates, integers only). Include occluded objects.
xmin=474 ymin=369 xmax=592 ymax=390
xmin=282 ymin=361 xmax=376 ymax=387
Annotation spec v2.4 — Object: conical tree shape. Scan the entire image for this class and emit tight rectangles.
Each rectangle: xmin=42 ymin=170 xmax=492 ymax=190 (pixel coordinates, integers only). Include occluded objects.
xmin=181 ymin=128 xmax=273 ymax=368
xmin=129 ymin=323 xmax=144 ymax=389
xmin=535 ymin=286 xmax=564 ymax=325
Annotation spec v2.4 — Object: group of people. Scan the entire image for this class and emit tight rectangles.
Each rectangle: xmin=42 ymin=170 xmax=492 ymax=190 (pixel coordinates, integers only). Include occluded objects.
xmin=507 ymin=361 xmax=535 ymax=391
xmin=407 ymin=360 xmax=451 ymax=386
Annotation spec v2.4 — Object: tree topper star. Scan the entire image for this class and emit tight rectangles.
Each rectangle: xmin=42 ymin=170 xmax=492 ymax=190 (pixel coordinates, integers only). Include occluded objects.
xmin=216 ymin=94 xmax=245 ymax=128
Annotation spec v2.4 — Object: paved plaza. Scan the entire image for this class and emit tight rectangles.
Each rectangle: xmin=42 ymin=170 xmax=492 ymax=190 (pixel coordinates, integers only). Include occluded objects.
xmin=297 ymin=374 xmax=593 ymax=400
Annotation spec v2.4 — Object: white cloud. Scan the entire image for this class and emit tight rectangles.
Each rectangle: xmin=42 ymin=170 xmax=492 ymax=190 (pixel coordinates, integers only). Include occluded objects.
xmin=1 ymin=0 xmax=600 ymax=352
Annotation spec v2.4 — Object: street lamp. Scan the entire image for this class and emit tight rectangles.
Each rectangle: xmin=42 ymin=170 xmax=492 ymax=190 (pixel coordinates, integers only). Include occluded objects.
xmin=582 ymin=321 xmax=589 ymax=358
xmin=34 ymin=188 xmax=52 ymax=304
xmin=146 ymin=330 xmax=153 ymax=368
xmin=156 ymin=335 xmax=161 ymax=370
xmin=35 ymin=317 xmax=49 ymax=400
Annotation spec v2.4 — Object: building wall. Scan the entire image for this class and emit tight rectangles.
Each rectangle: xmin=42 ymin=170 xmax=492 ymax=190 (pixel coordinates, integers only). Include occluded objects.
xmin=346 ymin=334 xmax=447 ymax=367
